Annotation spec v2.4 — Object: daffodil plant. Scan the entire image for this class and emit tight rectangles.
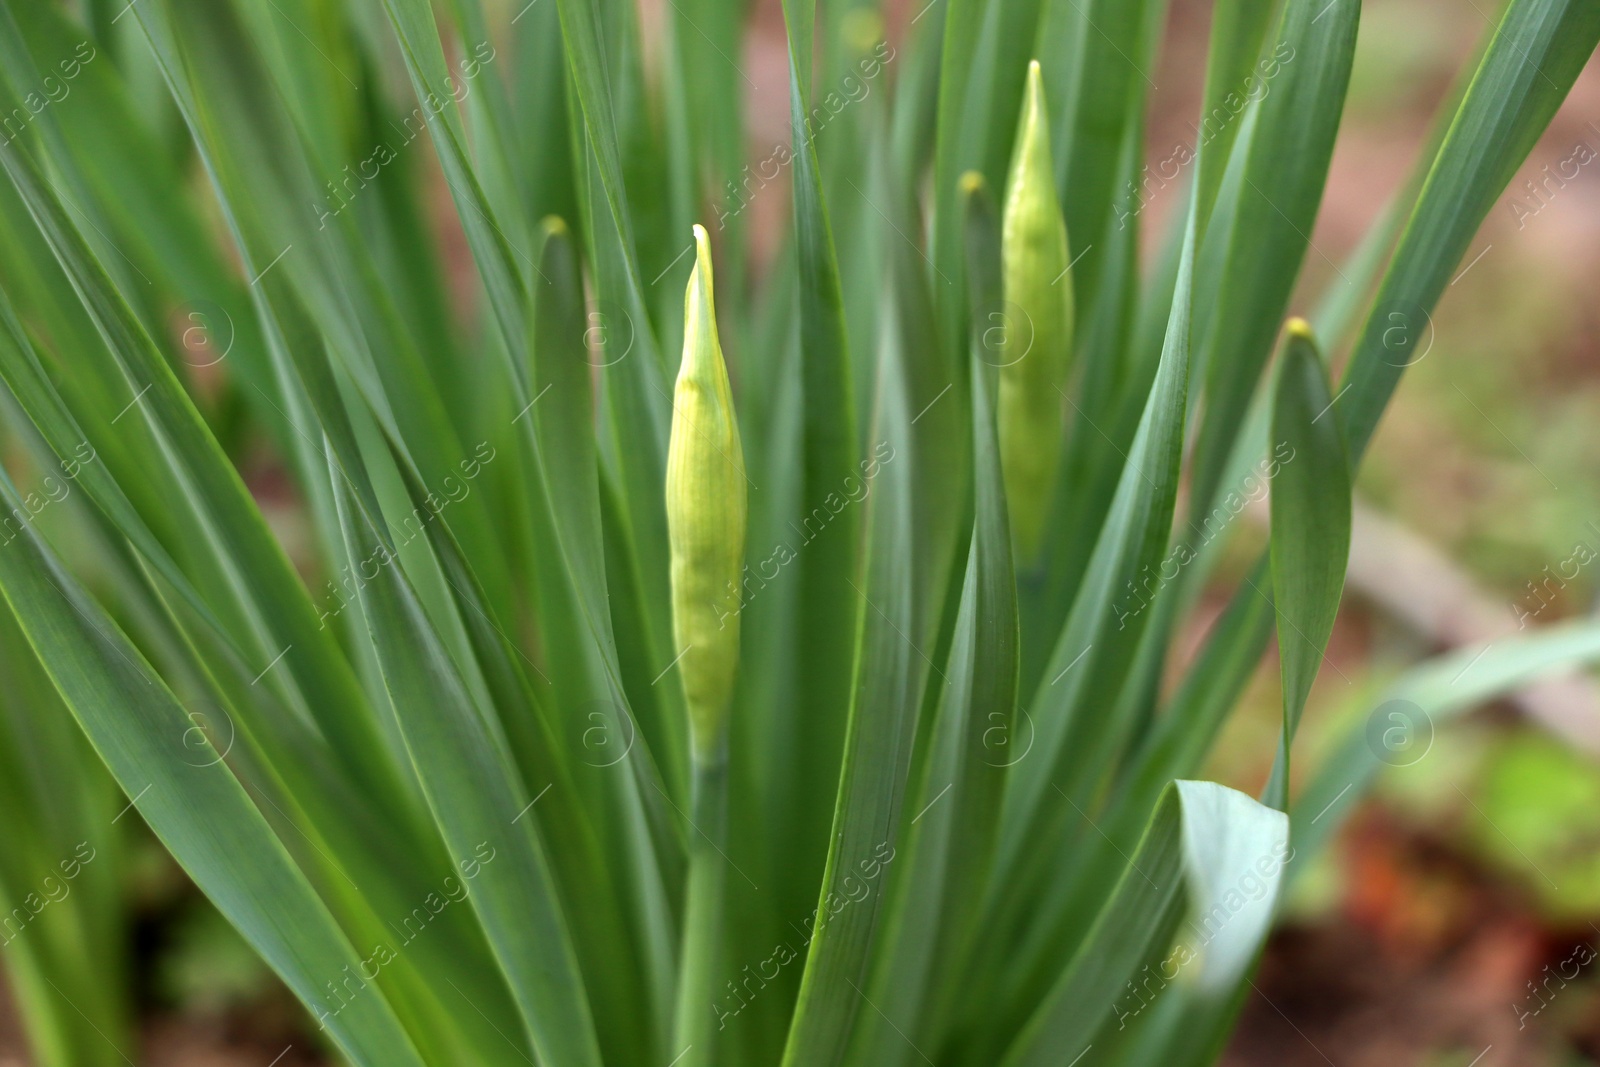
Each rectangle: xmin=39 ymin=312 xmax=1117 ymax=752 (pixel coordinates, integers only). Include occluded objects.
xmin=0 ymin=0 xmax=1595 ymax=1065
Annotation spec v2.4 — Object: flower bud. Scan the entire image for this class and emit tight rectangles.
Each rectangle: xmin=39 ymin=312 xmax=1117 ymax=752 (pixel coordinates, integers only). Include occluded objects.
xmin=666 ymin=225 xmax=747 ymax=760
xmin=1000 ymin=59 xmax=1074 ymax=560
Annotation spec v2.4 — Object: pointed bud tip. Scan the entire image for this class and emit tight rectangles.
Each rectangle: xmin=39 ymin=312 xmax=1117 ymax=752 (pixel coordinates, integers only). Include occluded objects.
xmin=960 ymin=170 xmax=987 ymax=196
xmin=540 ymin=215 xmax=569 ymax=238
xmin=691 ymin=225 xmax=715 ymax=287
xmin=1024 ymin=60 xmax=1044 ymax=112
xmin=1285 ymin=316 xmax=1315 ymax=342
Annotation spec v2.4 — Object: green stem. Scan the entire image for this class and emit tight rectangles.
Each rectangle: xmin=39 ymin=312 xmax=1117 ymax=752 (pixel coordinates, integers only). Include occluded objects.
xmin=671 ymin=751 xmax=729 ymax=1067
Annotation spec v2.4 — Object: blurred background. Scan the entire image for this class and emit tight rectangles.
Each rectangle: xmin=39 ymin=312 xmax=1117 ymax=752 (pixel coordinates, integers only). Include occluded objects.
xmin=2 ymin=0 xmax=1598 ymax=1064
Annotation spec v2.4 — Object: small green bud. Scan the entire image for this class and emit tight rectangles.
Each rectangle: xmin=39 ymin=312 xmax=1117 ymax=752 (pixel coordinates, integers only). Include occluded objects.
xmin=667 ymin=225 xmax=748 ymax=760
xmin=1000 ymin=59 xmax=1074 ymax=560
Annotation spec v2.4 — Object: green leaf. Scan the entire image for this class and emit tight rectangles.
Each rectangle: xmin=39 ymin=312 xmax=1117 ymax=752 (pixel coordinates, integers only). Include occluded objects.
xmin=0 ymin=124 xmax=407 ymax=814
xmin=526 ymin=217 xmax=678 ymax=1055
xmin=0 ymin=596 xmax=128 ymax=1067
xmin=1339 ymin=0 xmax=1600 ymax=459
xmin=0 ymin=0 xmax=1590 ymax=1064
xmin=1191 ymin=0 xmax=1275 ymax=223
xmin=1264 ymin=321 xmax=1350 ymax=811
xmin=770 ymin=130 xmax=932 ymax=1067
xmin=0 ymin=469 xmax=428 ymax=1067
xmin=994 ymin=204 xmax=1196 ymax=907
xmin=1187 ymin=0 xmax=1360 ymax=516
xmin=765 ymin=0 xmax=867 ymax=1055
xmin=1106 ymin=613 xmax=1600 ymax=1067
xmin=846 ymin=172 xmax=1020 ymax=1067
xmin=999 ymin=780 xmax=1289 ymax=1066
xmin=1031 ymin=0 xmax=1164 ymax=325
xmin=329 ymin=464 xmax=604 ymax=1067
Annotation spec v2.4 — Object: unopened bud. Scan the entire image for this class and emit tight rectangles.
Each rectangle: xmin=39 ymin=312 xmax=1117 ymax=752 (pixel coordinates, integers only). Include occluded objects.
xmin=666 ymin=225 xmax=748 ymax=759
xmin=1000 ymin=59 xmax=1074 ymax=560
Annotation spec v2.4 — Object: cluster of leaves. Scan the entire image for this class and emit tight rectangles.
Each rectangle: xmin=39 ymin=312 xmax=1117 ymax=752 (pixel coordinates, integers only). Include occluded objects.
xmin=0 ymin=0 xmax=1595 ymax=1065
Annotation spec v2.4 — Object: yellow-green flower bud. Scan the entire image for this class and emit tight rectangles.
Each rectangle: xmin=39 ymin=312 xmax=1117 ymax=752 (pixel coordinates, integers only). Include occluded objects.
xmin=666 ymin=225 xmax=747 ymax=761
xmin=1000 ymin=59 xmax=1074 ymax=561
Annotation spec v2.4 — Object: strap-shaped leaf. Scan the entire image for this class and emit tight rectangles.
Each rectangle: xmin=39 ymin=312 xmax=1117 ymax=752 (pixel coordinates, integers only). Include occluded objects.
xmin=772 ymin=125 xmax=923 ymax=1067
xmin=1188 ymin=0 xmax=1360 ymax=515
xmin=0 ymin=470 xmax=428 ymax=1067
xmin=1297 ymin=620 xmax=1600 ymax=864
xmin=1264 ymin=322 xmax=1350 ymax=811
xmin=329 ymin=463 xmax=604 ymax=1067
xmin=996 ymin=203 xmax=1196 ymax=891
xmin=1150 ymin=0 xmax=1600 ymax=827
xmin=557 ymin=23 xmax=677 ymax=755
xmin=1191 ymin=0 xmax=1275 ymax=222
xmin=1339 ymin=0 xmax=1600 ymax=458
xmin=0 ymin=130 xmax=404 ymax=809
xmin=528 ymin=219 xmax=622 ymax=667
xmin=1118 ymin=0 xmax=1467 ymax=818
xmin=959 ymin=204 xmax=1199 ymax=1052
xmin=1030 ymin=0 xmax=1161 ymax=325
xmin=847 ymin=176 xmax=1020 ymax=1066
xmin=551 ymin=0 xmax=650 ymax=296
xmin=367 ymin=417 xmax=659 ymax=1067
xmin=1115 ymin=617 xmax=1600 ymax=1067
xmin=528 ymin=219 xmax=678 ymax=1053
xmin=769 ymin=0 xmax=867 ymax=1058
xmin=978 ymin=0 xmax=1337 ymax=1017
xmin=1101 ymin=8 xmax=1600 ymax=1058
xmin=0 ymin=600 xmax=127 ymax=1067
xmin=778 ymin=0 xmax=862 ymax=807
xmin=1000 ymin=780 xmax=1289 ymax=1066
xmin=373 ymin=0 xmax=532 ymax=364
